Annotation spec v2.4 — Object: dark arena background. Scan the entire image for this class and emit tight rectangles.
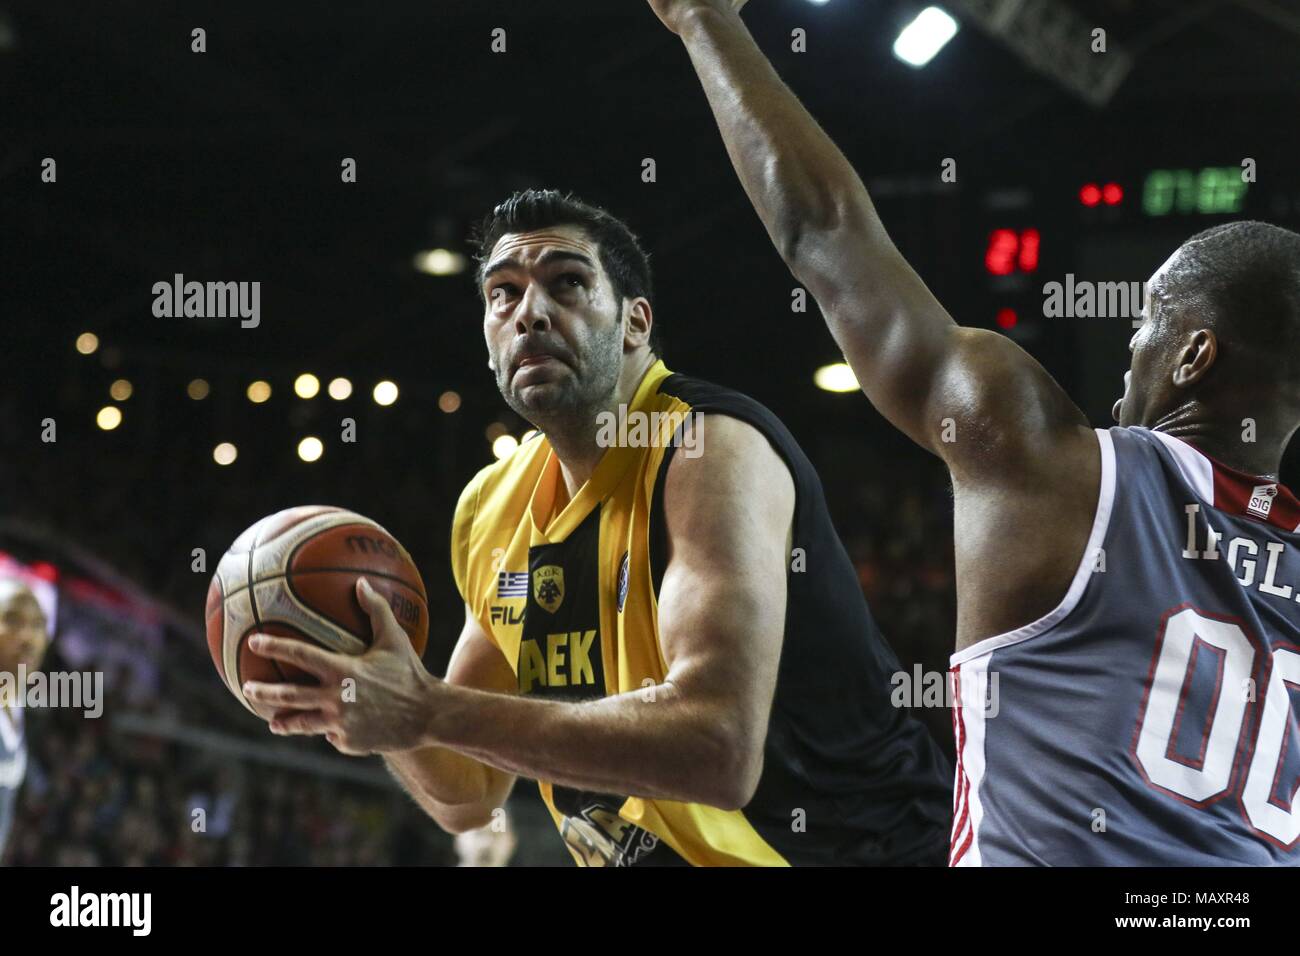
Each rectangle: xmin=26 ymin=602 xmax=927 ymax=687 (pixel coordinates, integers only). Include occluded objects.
xmin=0 ymin=0 xmax=1297 ymax=914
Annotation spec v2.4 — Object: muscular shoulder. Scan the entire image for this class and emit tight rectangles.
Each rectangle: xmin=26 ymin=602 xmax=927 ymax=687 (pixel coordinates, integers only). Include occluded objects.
xmin=661 ymin=415 xmax=796 ymax=554
xmin=932 ymin=327 xmax=1096 ymax=485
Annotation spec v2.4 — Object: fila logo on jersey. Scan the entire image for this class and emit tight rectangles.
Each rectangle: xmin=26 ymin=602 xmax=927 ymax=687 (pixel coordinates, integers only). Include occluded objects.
xmin=490 ymin=605 xmax=525 ymax=626
xmin=1248 ymin=483 xmax=1278 ymax=521
xmin=492 ymin=571 xmax=528 ymax=625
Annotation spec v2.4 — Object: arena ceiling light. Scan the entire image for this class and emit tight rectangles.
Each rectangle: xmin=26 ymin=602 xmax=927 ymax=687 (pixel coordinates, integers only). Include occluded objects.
xmin=294 ymin=373 xmax=320 ymax=399
xmin=814 ymin=362 xmax=860 ymax=393
xmin=492 ymin=434 xmax=519 ymax=460
xmin=297 ymin=436 xmax=324 ymax=462
xmin=893 ymin=6 xmax=959 ymax=68
xmin=96 ymin=406 xmax=122 ymax=431
xmin=414 ymin=248 xmax=468 ymax=276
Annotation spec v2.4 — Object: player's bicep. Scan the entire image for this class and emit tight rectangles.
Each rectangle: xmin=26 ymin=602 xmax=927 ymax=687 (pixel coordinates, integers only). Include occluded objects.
xmin=816 ymin=239 xmax=964 ymax=449
xmin=656 ymin=417 xmax=792 ymax=763
xmin=445 ymin=604 xmax=516 ymax=695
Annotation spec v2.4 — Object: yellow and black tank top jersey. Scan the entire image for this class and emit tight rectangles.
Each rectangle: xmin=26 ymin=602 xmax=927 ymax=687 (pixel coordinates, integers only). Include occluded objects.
xmin=451 ymin=361 xmax=951 ymax=866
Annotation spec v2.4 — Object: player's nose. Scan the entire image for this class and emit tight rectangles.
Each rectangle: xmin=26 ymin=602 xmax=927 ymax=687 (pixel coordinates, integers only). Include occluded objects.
xmin=512 ymin=285 xmax=552 ymax=335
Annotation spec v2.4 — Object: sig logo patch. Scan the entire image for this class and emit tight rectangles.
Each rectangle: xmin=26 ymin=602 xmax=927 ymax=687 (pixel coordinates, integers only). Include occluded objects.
xmin=1248 ymin=483 xmax=1278 ymax=521
xmin=616 ymin=551 xmax=629 ymax=613
xmin=533 ymin=565 xmax=565 ymax=614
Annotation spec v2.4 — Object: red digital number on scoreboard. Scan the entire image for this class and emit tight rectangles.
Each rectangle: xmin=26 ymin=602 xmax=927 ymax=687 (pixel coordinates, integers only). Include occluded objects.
xmin=984 ymin=228 xmax=1040 ymax=276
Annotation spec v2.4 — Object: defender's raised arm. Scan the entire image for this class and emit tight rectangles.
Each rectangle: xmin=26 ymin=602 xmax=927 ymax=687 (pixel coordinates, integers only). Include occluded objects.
xmin=649 ymin=1 xmax=1090 ymax=476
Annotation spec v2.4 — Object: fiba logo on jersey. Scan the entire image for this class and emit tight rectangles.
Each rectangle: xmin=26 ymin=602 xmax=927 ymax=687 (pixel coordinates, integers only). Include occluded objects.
xmin=1247 ymin=483 xmax=1278 ymax=520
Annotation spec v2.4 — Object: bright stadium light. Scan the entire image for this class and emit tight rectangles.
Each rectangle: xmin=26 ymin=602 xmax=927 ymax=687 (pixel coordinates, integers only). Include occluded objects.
xmin=294 ymin=373 xmax=320 ymax=399
xmin=96 ymin=406 xmax=122 ymax=430
xmin=814 ymin=362 xmax=860 ymax=393
xmin=373 ymin=380 xmax=399 ymax=406
xmin=414 ymin=249 xmax=469 ymax=277
xmin=76 ymin=332 xmax=99 ymax=355
xmin=213 ymin=442 xmax=238 ymax=465
xmin=297 ymin=436 xmax=324 ymax=462
xmin=438 ymin=390 xmax=461 ymax=413
xmin=492 ymin=434 xmax=519 ymax=460
xmin=327 ymin=377 xmax=352 ymax=400
xmin=893 ymin=6 xmax=958 ymax=68
xmin=247 ymin=380 xmax=272 ymax=403
xmin=188 ymin=378 xmax=211 ymax=400
xmin=109 ymin=379 xmax=133 ymax=401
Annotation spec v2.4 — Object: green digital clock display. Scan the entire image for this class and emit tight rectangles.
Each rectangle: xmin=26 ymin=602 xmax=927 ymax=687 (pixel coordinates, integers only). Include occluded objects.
xmin=1142 ymin=167 xmax=1249 ymax=216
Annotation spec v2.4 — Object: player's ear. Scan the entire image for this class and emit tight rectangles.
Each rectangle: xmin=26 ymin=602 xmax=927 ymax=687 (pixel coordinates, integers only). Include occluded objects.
xmin=1172 ymin=328 xmax=1217 ymax=388
xmin=624 ymin=297 xmax=653 ymax=352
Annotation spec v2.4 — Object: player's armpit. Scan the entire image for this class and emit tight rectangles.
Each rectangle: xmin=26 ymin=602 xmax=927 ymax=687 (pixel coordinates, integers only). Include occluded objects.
xmin=384 ymin=606 xmax=517 ymax=833
xmin=654 ymin=414 xmax=793 ymax=810
xmin=920 ymin=327 xmax=1096 ymax=483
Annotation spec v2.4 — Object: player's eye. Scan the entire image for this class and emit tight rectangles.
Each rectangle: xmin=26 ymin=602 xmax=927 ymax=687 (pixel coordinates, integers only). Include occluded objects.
xmin=490 ymin=283 xmax=518 ymax=302
xmin=559 ymin=273 xmax=586 ymax=289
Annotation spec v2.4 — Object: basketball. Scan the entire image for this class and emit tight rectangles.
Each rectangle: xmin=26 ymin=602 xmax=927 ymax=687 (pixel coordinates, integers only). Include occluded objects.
xmin=205 ymin=506 xmax=429 ymax=715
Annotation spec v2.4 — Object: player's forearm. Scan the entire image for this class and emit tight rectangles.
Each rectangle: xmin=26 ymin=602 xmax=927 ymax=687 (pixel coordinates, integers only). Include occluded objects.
xmin=383 ymin=745 xmax=506 ymax=830
xmin=675 ymin=8 xmax=891 ymax=302
xmin=426 ymin=681 xmax=758 ymax=809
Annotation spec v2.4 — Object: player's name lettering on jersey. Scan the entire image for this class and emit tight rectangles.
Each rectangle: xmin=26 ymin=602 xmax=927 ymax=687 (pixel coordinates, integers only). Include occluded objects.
xmin=519 ymin=630 xmax=598 ymax=693
xmin=1182 ymin=503 xmax=1299 ymax=602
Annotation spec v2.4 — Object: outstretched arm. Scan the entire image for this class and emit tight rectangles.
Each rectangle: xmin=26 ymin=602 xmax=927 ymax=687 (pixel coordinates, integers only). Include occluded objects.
xmin=649 ymin=1 xmax=1091 ymax=476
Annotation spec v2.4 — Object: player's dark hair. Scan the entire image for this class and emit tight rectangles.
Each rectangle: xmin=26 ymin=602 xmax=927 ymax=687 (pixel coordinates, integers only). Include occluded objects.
xmin=1169 ymin=220 xmax=1300 ymax=386
xmin=472 ymin=189 xmax=661 ymax=357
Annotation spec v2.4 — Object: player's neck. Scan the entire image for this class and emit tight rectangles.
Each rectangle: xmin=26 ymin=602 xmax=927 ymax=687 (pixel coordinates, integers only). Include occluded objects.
xmin=548 ymin=352 xmax=658 ymax=498
xmin=1150 ymin=406 xmax=1292 ymax=481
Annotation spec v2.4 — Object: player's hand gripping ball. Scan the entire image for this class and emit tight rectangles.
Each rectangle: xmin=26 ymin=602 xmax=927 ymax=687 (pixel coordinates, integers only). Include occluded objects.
xmin=206 ymin=506 xmax=429 ymax=719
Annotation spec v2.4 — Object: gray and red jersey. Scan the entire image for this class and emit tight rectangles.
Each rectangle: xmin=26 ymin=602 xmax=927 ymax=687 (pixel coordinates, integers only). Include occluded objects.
xmin=951 ymin=426 xmax=1300 ymax=865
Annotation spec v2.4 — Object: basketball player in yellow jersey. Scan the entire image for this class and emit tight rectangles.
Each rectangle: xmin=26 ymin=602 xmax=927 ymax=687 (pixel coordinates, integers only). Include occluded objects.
xmin=243 ymin=189 xmax=951 ymax=866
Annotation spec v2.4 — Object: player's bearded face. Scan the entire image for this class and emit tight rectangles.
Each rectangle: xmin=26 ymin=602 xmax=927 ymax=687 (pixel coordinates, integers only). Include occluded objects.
xmin=482 ymin=230 xmax=625 ymax=424
xmin=494 ymin=302 xmax=623 ymax=421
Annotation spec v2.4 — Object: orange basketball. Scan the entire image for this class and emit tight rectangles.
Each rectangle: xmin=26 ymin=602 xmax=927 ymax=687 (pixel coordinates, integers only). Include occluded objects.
xmin=205 ymin=506 xmax=429 ymax=714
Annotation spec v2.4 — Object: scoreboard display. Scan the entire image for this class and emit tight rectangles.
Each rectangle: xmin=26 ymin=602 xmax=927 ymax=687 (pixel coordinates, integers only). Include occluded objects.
xmin=968 ymin=160 xmax=1297 ymax=427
